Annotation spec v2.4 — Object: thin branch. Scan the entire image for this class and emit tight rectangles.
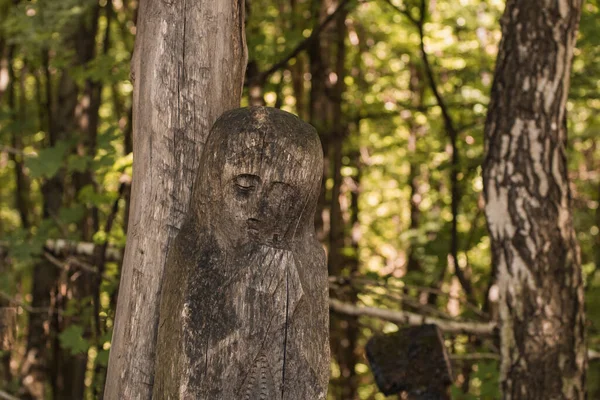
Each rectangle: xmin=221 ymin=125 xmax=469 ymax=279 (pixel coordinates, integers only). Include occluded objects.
xmin=0 ymin=389 xmax=20 ymax=400
xmin=331 ymin=298 xmax=600 ymax=361
xmin=329 ymin=298 xmax=497 ymax=335
xmin=43 ymin=239 xmax=122 ymax=262
xmin=332 ymin=280 xmax=453 ymax=319
xmin=0 ymin=291 xmax=50 ymax=315
xmin=589 ymin=349 xmax=600 ymax=361
xmin=43 ymin=251 xmax=117 ymax=283
xmin=330 ymin=276 xmax=487 ymax=319
xmin=0 ymin=145 xmax=36 ymax=157
xmin=384 ymin=0 xmax=475 ymax=304
xmin=92 ymin=182 xmax=125 ymax=338
xmin=0 ymin=238 xmax=120 ymax=265
xmin=382 ymin=0 xmax=419 ymax=26
xmin=450 ymin=353 xmax=500 ymax=361
xmin=251 ymin=0 xmax=353 ymax=84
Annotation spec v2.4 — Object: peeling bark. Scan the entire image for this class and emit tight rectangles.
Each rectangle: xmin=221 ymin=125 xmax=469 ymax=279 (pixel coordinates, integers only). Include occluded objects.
xmin=482 ymin=0 xmax=586 ymax=398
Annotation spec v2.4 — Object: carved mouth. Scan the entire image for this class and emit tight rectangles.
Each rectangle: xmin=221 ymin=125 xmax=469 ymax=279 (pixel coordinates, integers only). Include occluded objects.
xmin=247 ymin=218 xmax=260 ymax=234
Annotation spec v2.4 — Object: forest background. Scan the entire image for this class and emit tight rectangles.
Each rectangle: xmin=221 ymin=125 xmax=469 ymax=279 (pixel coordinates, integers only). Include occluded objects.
xmin=0 ymin=0 xmax=599 ymax=398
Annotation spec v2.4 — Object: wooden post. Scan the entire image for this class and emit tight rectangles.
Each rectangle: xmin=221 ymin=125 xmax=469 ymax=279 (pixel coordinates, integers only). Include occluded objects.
xmin=365 ymin=324 xmax=453 ymax=400
xmin=104 ymin=0 xmax=247 ymax=397
xmin=153 ymin=107 xmax=330 ymax=399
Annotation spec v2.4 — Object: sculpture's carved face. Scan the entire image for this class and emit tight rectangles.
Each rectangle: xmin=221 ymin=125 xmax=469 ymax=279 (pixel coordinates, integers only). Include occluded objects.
xmin=218 ymin=130 xmax=308 ymax=248
xmin=194 ymin=107 xmax=322 ymax=248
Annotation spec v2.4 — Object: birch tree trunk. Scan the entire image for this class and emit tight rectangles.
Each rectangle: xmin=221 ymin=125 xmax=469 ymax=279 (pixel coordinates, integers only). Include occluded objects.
xmin=104 ymin=0 xmax=247 ymax=397
xmin=482 ymin=0 xmax=586 ymax=398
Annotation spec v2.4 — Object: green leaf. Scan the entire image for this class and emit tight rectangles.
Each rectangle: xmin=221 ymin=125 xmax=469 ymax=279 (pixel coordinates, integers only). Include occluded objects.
xmin=67 ymin=154 xmax=91 ymax=173
xmin=95 ymin=349 xmax=110 ymax=367
xmin=57 ymin=204 xmax=85 ymax=225
xmin=77 ymin=184 xmax=118 ymax=207
xmin=25 ymin=140 xmax=70 ymax=179
xmin=58 ymin=325 xmax=89 ymax=355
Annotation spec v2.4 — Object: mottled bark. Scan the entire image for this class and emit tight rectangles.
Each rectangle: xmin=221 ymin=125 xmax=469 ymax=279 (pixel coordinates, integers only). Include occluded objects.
xmin=105 ymin=0 xmax=247 ymax=397
xmin=482 ymin=0 xmax=586 ymax=398
xmin=153 ymin=107 xmax=329 ymax=399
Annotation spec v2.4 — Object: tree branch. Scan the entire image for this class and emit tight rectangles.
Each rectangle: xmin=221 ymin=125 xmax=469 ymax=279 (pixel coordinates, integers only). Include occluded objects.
xmin=0 ymin=389 xmax=20 ymax=400
xmin=450 ymin=353 xmax=499 ymax=361
xmin=250 ymin=0 xmax=353 ymax=85
xmin=43 ymin=250 xmax=117 ymax=283
xmin=384 ymin=0 xmax=475 ymax=304
xmin=43 ymin=239 xmax=122 ymax=262
xmin=0 ymin=292 xmax=51 ymax=315
xmin=329 ymin=298 xmax=496 ymax=335
xmin=382 ymin=0 xmax=419 ymax=27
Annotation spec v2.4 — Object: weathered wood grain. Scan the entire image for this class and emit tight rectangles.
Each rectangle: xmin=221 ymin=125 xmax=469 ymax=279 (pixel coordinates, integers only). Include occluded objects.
xmin=104 ymin=0 xmax=247 ymax=398
xmin=153 ymin=107 xmax=329 ymax=399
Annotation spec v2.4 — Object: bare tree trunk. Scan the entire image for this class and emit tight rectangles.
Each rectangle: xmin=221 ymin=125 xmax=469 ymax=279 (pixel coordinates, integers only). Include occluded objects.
xmin=406 ymin=61 xmax=424 ymax=276
xmin=325 ymin=6 xmax=359 ymax=400
xmin=46 ymin=70 xmax=80 ymax=400
xmin=482 ymin=0 xmax=586 ymax=398
xmin=21 ymin=53 xmax=77 ymax=400
xmin=327 ymin=3 xmax=347 ymax=282
xmin=53 ymin=5 xmax=102 ymax=399
xmin=7 ymin=47 xmax=31 ymax=231
xmin=289 ymin=0 xmax=307 ymax=121
xmin=308 ymin=0 xmax=330 ymax=243
xmin=104 ymin=0 xmax=247 ymax=397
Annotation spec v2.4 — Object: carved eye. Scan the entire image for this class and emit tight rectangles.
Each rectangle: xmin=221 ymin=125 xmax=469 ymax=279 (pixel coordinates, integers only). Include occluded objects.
xmin=234 ymin=174 xmax=260 ymax=194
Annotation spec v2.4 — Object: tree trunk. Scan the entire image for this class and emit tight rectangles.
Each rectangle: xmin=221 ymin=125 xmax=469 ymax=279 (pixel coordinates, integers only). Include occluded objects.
xmin=7 ymin=48 xmax=31 ymax=231
xmin=104 ymin=0 xmax=247 ymax=397
xmin=21 ymin=52 xmax=78 ymax=400
xmin=482 ymin=0 xmax=586 ymax=398
xmin=325 ymin=5 xmax=359 ymax=399
xmin=46 ymin=70 xmax=79 ymax=400
xmin=53 ymin=5 xmax=102 ymax=399
xmin=308 ymin=3 xmax=329 ymax=243
xmin=406 ymin=61 xmax=423 ymax=276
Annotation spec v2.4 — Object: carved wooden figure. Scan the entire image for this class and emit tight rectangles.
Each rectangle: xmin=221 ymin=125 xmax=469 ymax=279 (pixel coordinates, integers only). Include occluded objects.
xmin=153 ymin=107 xmax=329 ymax=399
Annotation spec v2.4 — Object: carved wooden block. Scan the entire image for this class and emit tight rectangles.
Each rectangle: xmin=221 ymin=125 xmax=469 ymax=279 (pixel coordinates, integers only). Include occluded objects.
xmin=153 ymin=107 xmax=329 ymax=399
xmin=365 ymin=324 xmax=452 ymax=400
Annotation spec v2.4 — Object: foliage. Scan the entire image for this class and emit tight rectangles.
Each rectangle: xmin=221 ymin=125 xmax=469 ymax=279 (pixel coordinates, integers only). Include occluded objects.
xmin=0 ymin=0 xmax=598 ymax=398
